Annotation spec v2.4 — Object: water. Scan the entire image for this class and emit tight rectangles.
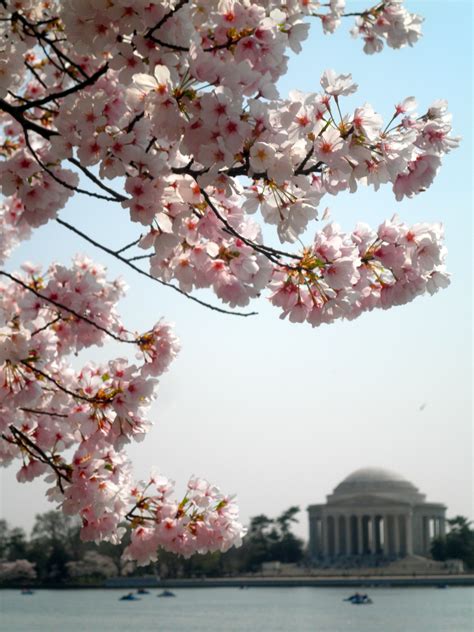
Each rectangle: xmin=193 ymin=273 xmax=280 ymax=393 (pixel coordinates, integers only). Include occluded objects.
xmin=1 ymin=587 xmax=473 ymax=631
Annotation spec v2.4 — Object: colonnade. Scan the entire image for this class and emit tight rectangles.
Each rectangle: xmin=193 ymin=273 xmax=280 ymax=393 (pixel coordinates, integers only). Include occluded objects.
xmin=308 ymin=511 xmax=446 ymax=558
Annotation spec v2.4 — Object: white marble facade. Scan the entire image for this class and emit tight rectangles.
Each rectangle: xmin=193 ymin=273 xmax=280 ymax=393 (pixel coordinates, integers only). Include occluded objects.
xmin=307 ymin=468 xmax=446 ymax=559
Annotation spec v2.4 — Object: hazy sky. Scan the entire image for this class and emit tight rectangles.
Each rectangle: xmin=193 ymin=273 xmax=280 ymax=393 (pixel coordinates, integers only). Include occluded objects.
xmin=1 ymin=1 xmax=472 ymax=541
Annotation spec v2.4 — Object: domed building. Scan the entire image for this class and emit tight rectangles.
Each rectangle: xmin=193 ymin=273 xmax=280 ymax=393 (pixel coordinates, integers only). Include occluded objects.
xmin=307 ymin=467 xmax=446 ymax=561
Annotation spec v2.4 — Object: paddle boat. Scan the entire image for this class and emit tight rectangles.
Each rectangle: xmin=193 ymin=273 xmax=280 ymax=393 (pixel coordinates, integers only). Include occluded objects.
xmin=344 ymin=593 xmax=373 ymax=605
xmin=157 ymin=589 xmax=176 ymax=597
xmin=21 ymin=588 xmax=34 ymax=595
xmin=119 ymin=592 xmax=141 ymax=601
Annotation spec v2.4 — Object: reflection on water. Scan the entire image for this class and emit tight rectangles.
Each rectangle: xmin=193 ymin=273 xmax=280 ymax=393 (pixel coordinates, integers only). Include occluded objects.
xmin=1 ymin=586 xmax=473 ymax=632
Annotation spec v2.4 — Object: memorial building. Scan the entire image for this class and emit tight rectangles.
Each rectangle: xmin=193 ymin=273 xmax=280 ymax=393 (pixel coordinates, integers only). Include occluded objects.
xmin=307 ymin=467 xmax=446 ymax=561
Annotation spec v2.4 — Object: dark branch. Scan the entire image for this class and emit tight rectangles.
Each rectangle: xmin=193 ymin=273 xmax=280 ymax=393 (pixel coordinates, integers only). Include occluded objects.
xmin=200 ymin=188 xmax=300 ymax=263
xmin=0 ymin=97 xmax=58 ymax=139
xmin=7 ymin=425 xmax=71 ymax=491
xmin=16 ymin=64 xmax=109 ymax=113
xmin=23 ymin=132 xmax=122 ymax=203
xmin=0 ymin=270 xmax=137 ymax=345
xmin=55 ymin=218 xmax=258 ymax=317
xmin=67 ymin=158 xmax=127 ymax=202
xmin=31 ymin=315 xmax=62 ymax=337
xmin=145 ymin=0 xmax=190 ymax=40
xmin=148 ymin=36 xmax=189 ymax=52
xmin=126 ymin=254 xmax=153 ymax=262
xmin=20 ymin=361 xmax=112 ymax=404
xmin=12 ymin=11 xmax=88 ymax=79
xmin=116 ymin=237 xmax=143 ymax=254
xmin=20 ymin=407 xmax=68 ymax=419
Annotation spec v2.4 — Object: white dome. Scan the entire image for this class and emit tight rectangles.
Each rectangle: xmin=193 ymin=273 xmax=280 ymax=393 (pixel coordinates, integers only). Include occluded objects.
xmin=342 ymin=467 xmax=411 ymax=484
xmin=327 ymin=467 xmax=424 ymax=505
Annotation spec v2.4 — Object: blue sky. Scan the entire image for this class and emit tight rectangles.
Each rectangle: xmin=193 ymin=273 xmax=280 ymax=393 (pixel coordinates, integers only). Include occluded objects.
xmin=1 ymin=1 xmax=472 ymax=539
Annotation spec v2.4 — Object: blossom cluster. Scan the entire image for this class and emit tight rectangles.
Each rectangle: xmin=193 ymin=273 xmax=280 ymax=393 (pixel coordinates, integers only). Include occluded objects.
xmin=0 ymin=0 xmax=459 ymax=563
xmin=269 ymin=217 xmax=449 ymax=326
xmin=0 ymin=260 xmax=226 ymax=553
xmin=0 ymin=197 xmax=31 ymax=266
xmin=350 ymin=0 xmax=423 ymax=54
xmin=0 ymin=257 xmax=242 ymax=559
xmin=123 ymin=475 xmax=244 ymax=565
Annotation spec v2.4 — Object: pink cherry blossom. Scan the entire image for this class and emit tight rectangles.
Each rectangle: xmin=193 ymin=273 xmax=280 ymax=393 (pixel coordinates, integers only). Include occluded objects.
xmin=0 ymin=0 xmax=459 ymax=565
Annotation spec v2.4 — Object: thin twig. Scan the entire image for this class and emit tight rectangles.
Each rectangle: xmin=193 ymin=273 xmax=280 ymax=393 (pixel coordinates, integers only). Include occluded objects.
xmin=116 ymin=237 xmax=142 ymax=254
xmin=55 ymin=218 xmax=258 ymax=317
xmin=20 ymin=361 xmax=111 ymax=404
xmin=200 ymin=188 xmax=300 ymax=262
xmin=20 ymin=407 xmax=68 ymax=419
xmin=12 ymin=11 xmax=88 ymax=79
xmin=0 ymin=270 xmax=137 ymax=345
xmin=7 ymin=425 xmax=71 ymax=491
xmin=67 ymin=157 xmax=127 ymax=202
xmin=126 ymin=254 xmax=153 ymax=262
xmin=31 ymin=315 xmax=62 ymax=336
xmin=16 ymin=64 xmax=108 ymax=112
xmin=23 ymin=132 xmax=121 ymax=202
xmin=145 ymin=0 xmax=190 ymax=40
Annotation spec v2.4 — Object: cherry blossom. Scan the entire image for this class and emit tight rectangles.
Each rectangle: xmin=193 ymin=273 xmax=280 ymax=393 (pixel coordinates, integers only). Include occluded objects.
xmin=0 ymin=0 xmax=459 ymax=564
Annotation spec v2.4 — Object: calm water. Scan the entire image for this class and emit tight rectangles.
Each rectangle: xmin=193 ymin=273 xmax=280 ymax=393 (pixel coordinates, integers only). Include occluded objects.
xmin=1 ymin=587 xmax=473 ymax=631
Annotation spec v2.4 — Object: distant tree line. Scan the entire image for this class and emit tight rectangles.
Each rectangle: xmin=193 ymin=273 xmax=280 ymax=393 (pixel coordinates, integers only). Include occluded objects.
xmin=431 ymin=516 xmax=474 ymax=570
xmin=0 ymin=506 xmax=305 ymax=584
xmin=2 ymin=510 xmax=471 ymax=585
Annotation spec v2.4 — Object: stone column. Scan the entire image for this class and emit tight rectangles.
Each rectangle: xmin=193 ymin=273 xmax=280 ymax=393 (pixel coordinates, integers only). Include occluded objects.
xmin=423 ymin=516 xmax=429 ymax=554
xmin=413 ymin=514 xmax=421 ymax=554
xmin=405 ymin=514 xmax=413 ymax=556
xmin=334 ymin=515 xmax=340 ymax=555
xmin=426 ymin=516 xmax=432 ymax=552
xmin=370 ymin=515 xmax=377 ymax=554
xmin=377 ymin=515 xmax=382 ymax=554
xmin=322 ymin=515 xmax=329 ymax=557
xmin=357 ymin=515 xmax=363 ymax=555
xmin=383 ymin=514 xmax=390 ymax=555
xmin=309 ymin=517 xmax=315 ymax=557
xmin=345 ymin=515 xmax=351 ymax=555
xmin=394 ymin=515 xmax=400 ymax=556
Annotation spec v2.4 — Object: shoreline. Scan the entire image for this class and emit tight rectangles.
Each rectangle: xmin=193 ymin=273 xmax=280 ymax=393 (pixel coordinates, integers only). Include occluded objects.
xmin=4 ymin=574 xmax=474 ymax=590
xmin=108 ymin=575 xmax=474 ymax=588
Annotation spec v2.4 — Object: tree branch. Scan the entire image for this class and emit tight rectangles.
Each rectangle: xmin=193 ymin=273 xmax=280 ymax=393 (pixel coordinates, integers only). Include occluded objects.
xmin=20 ymin=361 xmax=112 ymax=405
xmin=31 ymin=315 xmax=62 ymax=337
xmin=23 ymin=132 xmax=122 ymax=203
xmin=12 ymin=11 xmax=88 ymax=79
xmin=20 ymin=407 xmax=68 ymax=419
xmin=7 ymin=425 xmax=71 ymax=492
xmin=55 ymin=218 xmax=258 ymax=318
xmin=199 ymin=188 xmax=300 ymax=263
xmin=116 ymin=237 xmax=143 ymax=254
xmin=145 ymin=0 xmax=190 ymax=40
xmin=0 ymin=270 xmax=137 ymax=345
xmin=16 ymin=64 xmax=109 ymax=113
xmin=67 ymin=158 xmax=127 ymax=202
xmin=0 ymin=97 xmax=58 ymax=140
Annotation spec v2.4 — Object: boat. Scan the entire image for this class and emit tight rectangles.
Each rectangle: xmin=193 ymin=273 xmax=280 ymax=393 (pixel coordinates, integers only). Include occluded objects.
xmin=21 ymin=588 xmax=34 ymax=595
xmin=157 ymin=589 xmax=176 ymax=597
xmin=119 ymin=593 xmax=141 ymax=601
xmin=344 ymin=593 xmax=372 ymax=605
xmin=137 ymin=588 xmax=150 ymax=595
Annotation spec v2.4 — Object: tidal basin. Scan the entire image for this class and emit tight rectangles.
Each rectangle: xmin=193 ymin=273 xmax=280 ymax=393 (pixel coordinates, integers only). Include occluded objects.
xmin=1 ymin=586 xmax=473 ymax=632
